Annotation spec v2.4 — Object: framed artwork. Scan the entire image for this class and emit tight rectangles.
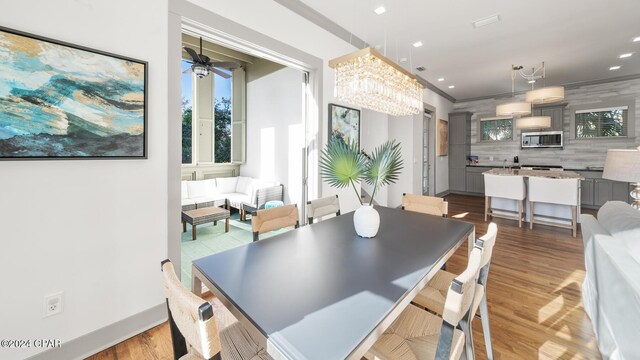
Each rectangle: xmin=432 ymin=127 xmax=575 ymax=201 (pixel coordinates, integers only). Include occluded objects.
xmin=0 ymin=26 xmax=148 ymax=160
xmin=437 ymin=119 xmax=449 ymax=156
xmin=329 ymin=103 xmax=360 ymax=148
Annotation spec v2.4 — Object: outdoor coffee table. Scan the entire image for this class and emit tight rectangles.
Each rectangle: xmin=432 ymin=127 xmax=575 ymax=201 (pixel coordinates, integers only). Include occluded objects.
xmin=182 ymin=207 xmax=230 ymax=240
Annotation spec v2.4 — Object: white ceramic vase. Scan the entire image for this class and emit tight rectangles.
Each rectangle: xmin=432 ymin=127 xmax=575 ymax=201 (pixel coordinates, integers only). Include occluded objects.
xmin=353 ymin=204 xmax=380 ymax=238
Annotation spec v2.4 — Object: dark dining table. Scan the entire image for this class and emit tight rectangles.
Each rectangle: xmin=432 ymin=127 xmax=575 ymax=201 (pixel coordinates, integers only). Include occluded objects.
xmin=192 ymin=206 xmax=474 ymax=360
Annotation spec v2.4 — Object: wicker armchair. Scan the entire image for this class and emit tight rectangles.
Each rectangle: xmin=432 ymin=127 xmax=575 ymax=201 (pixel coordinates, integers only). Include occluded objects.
xmin=402 ymin=193 xmax=449 ymax=217
xmin=306 ymin=195 xmax=341 ymax=224
xmin=251 ymin=204 xmax=299 ymax=241
xmin=161 ymin=260 xmax=272 ymax=360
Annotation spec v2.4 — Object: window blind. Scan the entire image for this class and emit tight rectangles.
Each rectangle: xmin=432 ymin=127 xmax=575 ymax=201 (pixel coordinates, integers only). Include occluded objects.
xmin=575 ymin=107 xmax=627 ymax=138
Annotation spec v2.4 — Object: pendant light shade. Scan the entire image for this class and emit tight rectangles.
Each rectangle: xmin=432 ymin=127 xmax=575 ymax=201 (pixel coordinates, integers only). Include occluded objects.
xmin=496 ymin=102 xmax=532 ymax=116
xmin=516 ymin=116 xmax=551 ymax=129
xmin=525 ymin=86 xmax=564 ymax=104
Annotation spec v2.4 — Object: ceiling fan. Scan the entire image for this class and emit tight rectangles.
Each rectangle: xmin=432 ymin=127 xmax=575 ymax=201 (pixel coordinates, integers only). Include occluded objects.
xmin=183 ymin=37 xmax=240 ymax=79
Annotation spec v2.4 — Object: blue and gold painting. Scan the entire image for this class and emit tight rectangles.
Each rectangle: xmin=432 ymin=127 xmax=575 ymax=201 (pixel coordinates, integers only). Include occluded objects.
xmin=0 ymin=27 xmax=146 ymax=159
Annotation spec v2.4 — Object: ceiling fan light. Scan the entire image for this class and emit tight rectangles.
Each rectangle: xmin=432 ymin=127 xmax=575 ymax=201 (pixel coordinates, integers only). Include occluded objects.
xmin=525 ymin=86 xmax=564 ymax=104
xmin=192 ymin=64 xmax=209 ymax=78
xmin=496 ymin=102 xmax=531 ymax=116
xmin=516 ymin=116 xmax=551 ymax=129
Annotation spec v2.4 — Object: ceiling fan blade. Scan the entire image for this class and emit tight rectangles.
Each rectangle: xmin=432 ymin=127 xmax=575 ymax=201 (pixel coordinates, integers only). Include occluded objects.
xmin=184 ymin=47 xmax=202 ymax=63
xmin=182 ymin=67 xmax=193 ymax=74
xmin=212 ymin=61 xmax=240 ymax=69
xmin=212 ymin=68 xmax=231 ymax=79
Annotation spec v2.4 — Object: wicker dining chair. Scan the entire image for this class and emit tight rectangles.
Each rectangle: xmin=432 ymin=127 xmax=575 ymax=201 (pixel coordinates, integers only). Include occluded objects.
xmin=306 ymin=195 xmax=341 ymax=224
xmin=366 ymin=246 xmax=484 ymax=360
xmin=251 ymin=204 xmax=299 ymax=241
xmin=412 ymin=223 xmax=498 ymax=360
xmin=160 ymin=260 xmax=272 ymax=360
xmin=402 ymin=193 xmax=449 ymax=217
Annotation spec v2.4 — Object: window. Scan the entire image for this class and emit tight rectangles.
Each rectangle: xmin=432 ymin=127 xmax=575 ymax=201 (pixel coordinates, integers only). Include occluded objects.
xmin=480 ymin=117 xmax=513 ymax=141
xmin=181 ymin=60 xmax=193 ymax=164
xmin=575 ymin=106 xmax=628 ymax=138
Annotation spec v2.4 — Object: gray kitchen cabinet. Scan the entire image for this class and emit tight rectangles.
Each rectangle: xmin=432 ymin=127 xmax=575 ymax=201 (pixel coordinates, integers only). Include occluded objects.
xmin=594 ymin=178 xmax=630 ymax=207
xmin=465 ymin=172 xmax=485 ymax=194
xmin=580 ymin=178 xmax=595 ymax=206
xmin=448 ymin=112 xmax=472 ymax=192
xmin=531 ymin=103 xmax=565 ymax=131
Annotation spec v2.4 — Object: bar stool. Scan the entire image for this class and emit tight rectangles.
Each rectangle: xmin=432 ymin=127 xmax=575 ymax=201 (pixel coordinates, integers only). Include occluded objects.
xmin=528 ymin=177 xmax=580 ymax=237
xmin=484 ymin=174 xmax=526 ymax=227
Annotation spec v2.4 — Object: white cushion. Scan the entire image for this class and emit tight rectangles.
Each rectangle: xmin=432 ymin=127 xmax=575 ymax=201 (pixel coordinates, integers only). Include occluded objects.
xmin=217 ymin=177 xmax=238 ymax=194
xmin=186 ymin=179 xmax=217 ymax=199
xmin=249 ymin=180 xmax=279 ymax=202
xmin=181 ymin=198 xmax=196 ymax=206
xmin=236 ymin=176 xmax=254 ymax=196
xmin=598 ymin=201 xmax=640 ymax=264
xmin=226 ymin=193 xmax=252 ymax=208
xmin=191 ymin=195 xmax=225 ymax=206
xmin=181 ymin=181 xmax=189 ymax=200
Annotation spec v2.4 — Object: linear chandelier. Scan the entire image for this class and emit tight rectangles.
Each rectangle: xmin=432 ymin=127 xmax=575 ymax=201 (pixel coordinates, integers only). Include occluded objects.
xmin=329 ymin=47 xmax=424 ymax=117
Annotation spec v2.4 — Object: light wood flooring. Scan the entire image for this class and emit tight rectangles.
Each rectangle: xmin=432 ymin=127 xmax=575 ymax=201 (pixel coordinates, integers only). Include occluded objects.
xmin=87 ymin=194 xmax=601 ymax=360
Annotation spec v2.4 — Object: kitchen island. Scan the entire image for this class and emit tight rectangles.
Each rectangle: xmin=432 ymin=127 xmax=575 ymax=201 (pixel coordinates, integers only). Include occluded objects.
xmin=483 ymin=168 xmax=583 ymax=226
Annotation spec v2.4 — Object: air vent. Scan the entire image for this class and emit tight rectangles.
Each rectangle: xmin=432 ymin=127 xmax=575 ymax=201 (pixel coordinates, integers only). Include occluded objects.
xmin=416 ymin=66 xmax=426 ymax=72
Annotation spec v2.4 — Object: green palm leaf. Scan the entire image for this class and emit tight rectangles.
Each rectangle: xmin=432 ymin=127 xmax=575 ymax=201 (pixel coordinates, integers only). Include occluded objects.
xmin=365 ymin=140 xmax=403 ymax=201
xmin=319 ymin=138 xmax=366 ymax=189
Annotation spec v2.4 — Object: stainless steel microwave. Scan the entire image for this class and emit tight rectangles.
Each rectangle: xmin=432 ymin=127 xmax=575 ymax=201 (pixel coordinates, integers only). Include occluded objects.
xmin=521 ymin=131 xmax=563 ymax=149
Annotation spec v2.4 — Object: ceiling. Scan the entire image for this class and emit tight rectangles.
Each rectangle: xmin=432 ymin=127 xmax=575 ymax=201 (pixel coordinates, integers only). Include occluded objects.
xmin=297 ymin=0 xmax=640 ymax=100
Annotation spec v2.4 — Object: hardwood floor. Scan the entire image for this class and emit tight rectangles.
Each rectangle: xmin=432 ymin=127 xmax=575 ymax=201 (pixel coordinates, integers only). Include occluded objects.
xmin=87 ymin=194 xmax=601 ymax=360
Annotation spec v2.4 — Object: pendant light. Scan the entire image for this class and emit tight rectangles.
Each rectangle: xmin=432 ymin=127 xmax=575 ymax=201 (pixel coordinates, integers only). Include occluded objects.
xmin=496 ymin=65 xmax=531 ymax=117
xmin=525 ymin=62 xmax=564 ymax=104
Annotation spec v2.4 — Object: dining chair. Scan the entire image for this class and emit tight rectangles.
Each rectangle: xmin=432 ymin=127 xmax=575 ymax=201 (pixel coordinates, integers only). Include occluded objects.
xmin=528 ymin=177 xmax=580 ymax=237
xmin=402 ymin=193 xmax=449 ymax=217
xmin=251 ymin=204 xmax=299 ymax=241
xmin=160 ymin=259 xmax=273 ymax=360
xmin=412 ymin=223 xmax=498 ymax=360
xmin=306 ymin=194 xmax=340 ymax=224
xmin=366 ymin=246 xmax=484 ymax=360
xmin=484 ymin=174 xmax=526 ymax=227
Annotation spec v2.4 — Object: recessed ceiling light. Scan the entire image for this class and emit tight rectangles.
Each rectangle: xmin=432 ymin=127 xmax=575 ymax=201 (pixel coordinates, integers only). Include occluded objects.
xmin=374 ymin=6 xmax=386 ymax=15
xmin=437 ymin=78 xmax=445 ymax=82
xmin=448 ymin=85 xmax=455 ymax=89
xmin=633 ymin=36 xmax=640 ymax=42
xmin=619 ymin=53 xmax=633 ymax=58
xmin=413 ymin=41 xmax=423 ymax=48
xmin=609 ymin=66 xmax=621 ymax=70
xmin=472 ymin=14 xmax=501 ymax=28
xmin=399 ymin=58 xmax=407 ymax=63
xmin=528 ymin=80 xmax=536 ymax=84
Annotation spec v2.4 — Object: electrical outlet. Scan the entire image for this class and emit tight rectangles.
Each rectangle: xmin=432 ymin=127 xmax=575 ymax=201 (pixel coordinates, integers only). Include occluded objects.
xmin=43 ymin=292 xmax=64 ymax=318
xmin=489 ymin=156 xmax=494 ymax=161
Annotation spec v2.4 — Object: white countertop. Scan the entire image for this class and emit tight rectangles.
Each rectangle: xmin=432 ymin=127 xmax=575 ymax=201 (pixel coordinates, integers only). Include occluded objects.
xmin=483 ymin=168 xmax=585 ymax=180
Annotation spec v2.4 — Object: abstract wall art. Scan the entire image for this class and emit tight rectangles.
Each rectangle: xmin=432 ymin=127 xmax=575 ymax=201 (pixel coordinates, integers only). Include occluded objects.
xmin=329 ymin=103 xmax=360 ymax=148
xmin=437 ymin=118 xmax=449 ymax=156
xmin=0 ymin=26 xmax=147 ymax=159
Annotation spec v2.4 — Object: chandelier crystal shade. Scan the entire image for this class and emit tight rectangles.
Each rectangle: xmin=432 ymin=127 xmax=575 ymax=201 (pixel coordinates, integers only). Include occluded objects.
xmin=329 ymin=48 xmax=424 ymax=117
xmin=496 ymin=102 xmax=532 ymax=116
xmin=516 ymin=116 xmax=551 ymax=129
xmin=525 ymin=86 xmax=564 ymax=104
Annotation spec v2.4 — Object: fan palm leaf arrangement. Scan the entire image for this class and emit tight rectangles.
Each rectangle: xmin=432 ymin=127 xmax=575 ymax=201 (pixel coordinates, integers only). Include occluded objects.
xmin=320 ymin=138 xmax=403 ymax=205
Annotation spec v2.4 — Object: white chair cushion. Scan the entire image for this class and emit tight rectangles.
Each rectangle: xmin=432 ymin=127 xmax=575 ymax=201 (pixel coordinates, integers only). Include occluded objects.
xmin=529 ymin=177 xmax=579 ymax=205
xmin=249 ymin=180 xmax=279 ymax=202
xmin=226 ymin=193 xmax=252 ymax=209
xmin=191 ymin=195 xmax=226 ymax=205
xmin=217 ymin=177 xmax=239 ymax=194
xmin=181 ymin=198 xmax=196 ymax=206
xmin=598 ymin=201 xmax=640 ymax=264
xmin=181 ymin=181 xmax=189 ymax=200
xmin=484 ymin=174 xmax=526 ymax=200
xmin=235 ymin=176 xmax=254 ymax=196
xmin=186 ymin=179 xmax=217 ymax=199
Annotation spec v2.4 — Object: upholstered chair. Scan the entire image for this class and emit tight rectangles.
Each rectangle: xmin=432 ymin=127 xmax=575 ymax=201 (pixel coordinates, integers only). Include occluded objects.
xmin=484 ymin=174 xmax=526 ymax=227
xmin=251 ymin=204 xmax=299 ymax=241
xmin=528 ymin=177 xmax=580 ymax=237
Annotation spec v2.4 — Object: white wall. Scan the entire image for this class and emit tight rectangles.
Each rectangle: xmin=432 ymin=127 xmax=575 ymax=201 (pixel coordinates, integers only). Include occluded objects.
xmin=0 ymin=0 xmax=168 ymax=359
xmin=424 ymin=90 xmax=454 ymax=195
xmin=242 ymin=58 xmax=304 ymax=210
xmin=360 ymin=110 xmax=389 ymax=206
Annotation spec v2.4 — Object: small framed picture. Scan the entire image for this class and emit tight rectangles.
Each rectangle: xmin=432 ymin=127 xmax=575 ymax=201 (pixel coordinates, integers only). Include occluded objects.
xmin=329 ymin=103 xmax=360 ymax=148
